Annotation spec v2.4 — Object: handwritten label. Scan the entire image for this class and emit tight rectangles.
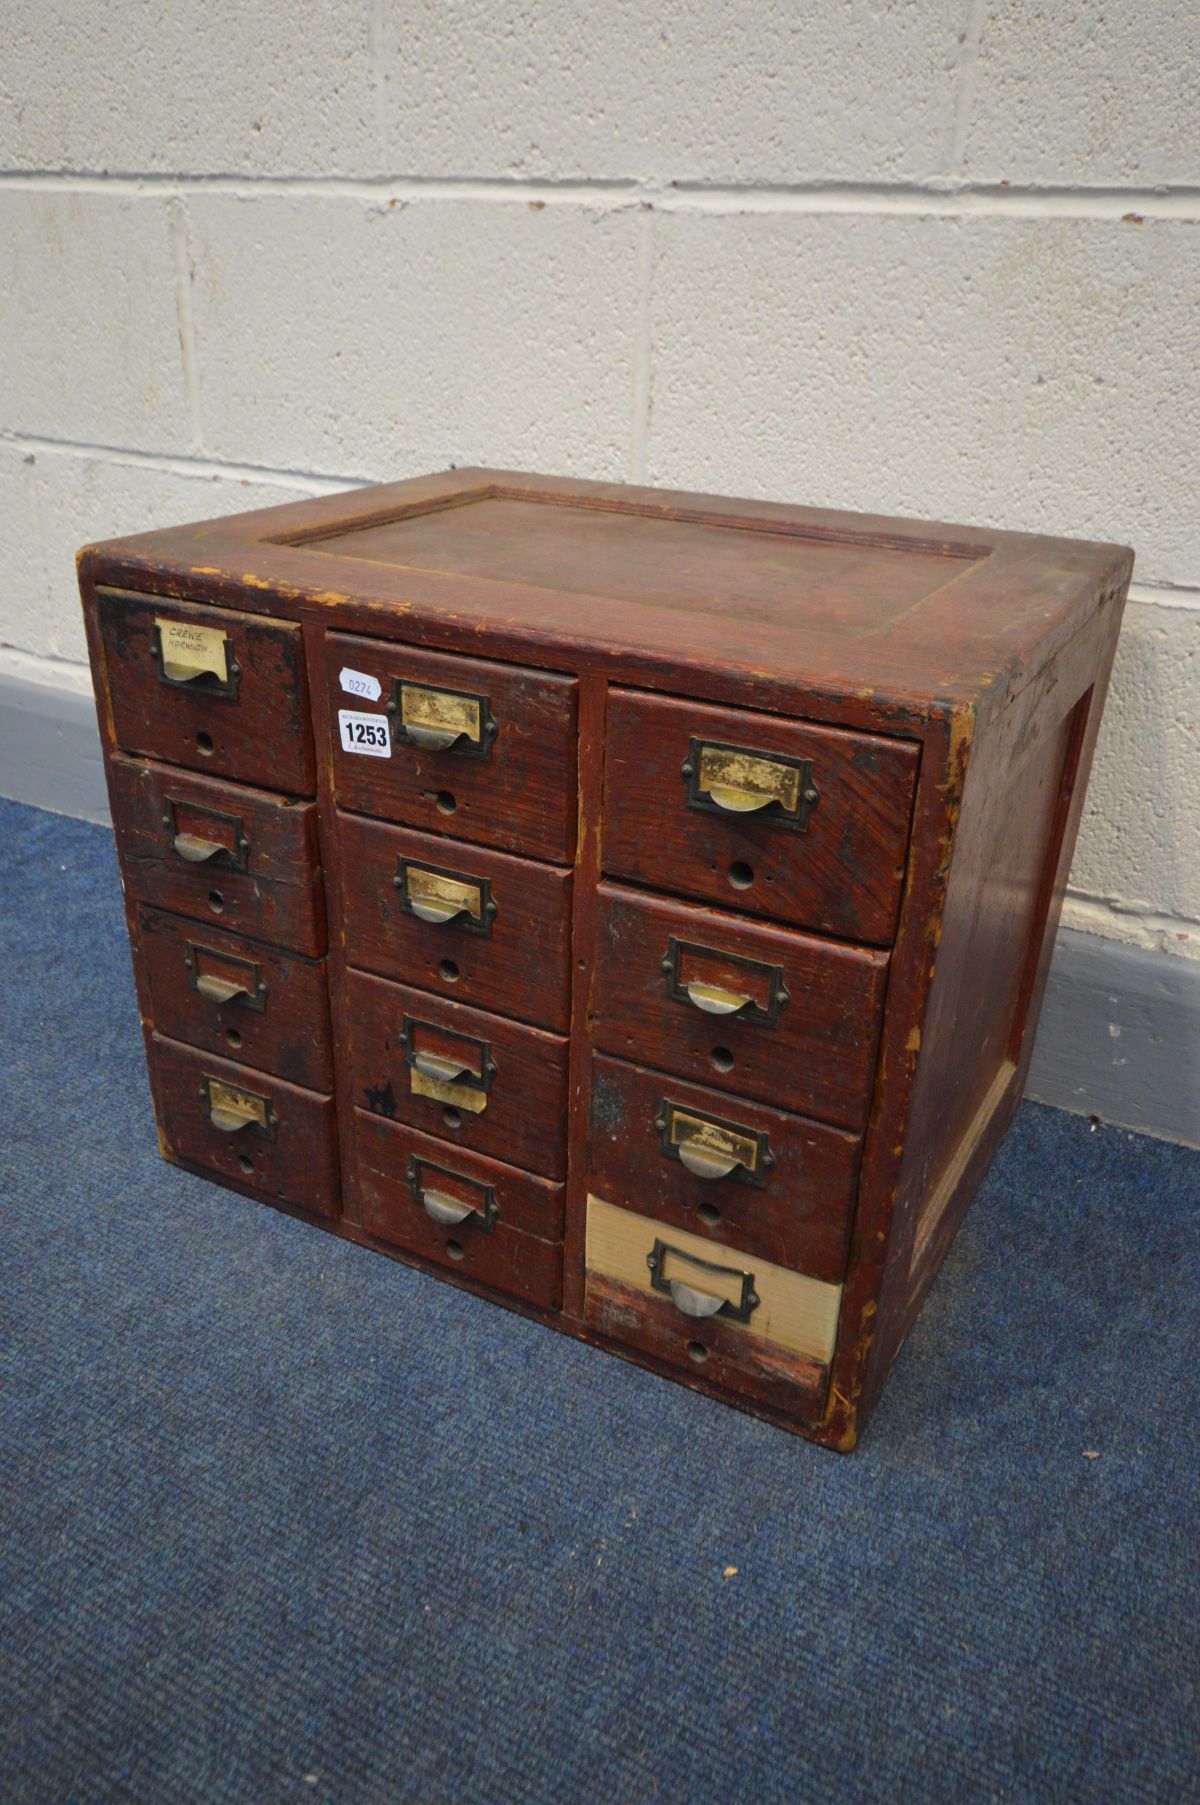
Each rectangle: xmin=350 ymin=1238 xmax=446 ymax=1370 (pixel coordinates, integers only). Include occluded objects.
xmin=157 ymin=618 xmax=228 ymax=683
xmin=339 ymin=666 xmax=382 ymax=702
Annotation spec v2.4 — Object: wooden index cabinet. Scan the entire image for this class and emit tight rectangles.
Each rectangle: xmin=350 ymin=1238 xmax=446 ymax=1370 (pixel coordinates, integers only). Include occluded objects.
xmin=79 ymin=469 xmax=1132 ymax=1448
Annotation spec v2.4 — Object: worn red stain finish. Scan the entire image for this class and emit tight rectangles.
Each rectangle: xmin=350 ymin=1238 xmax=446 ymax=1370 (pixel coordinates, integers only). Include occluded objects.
xmin=78 ymin=467 xmax=1132 ymax=1447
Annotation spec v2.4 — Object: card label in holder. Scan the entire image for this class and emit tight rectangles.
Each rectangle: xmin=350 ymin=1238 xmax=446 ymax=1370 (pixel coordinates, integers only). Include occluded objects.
xmin=157 ymin=618 xmax=228 ymax=684
xmin=338 ymin=709 xmax=391 ymax=757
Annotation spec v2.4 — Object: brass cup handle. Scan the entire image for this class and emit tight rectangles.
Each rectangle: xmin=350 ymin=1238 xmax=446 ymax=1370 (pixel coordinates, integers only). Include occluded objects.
xmin=404 ymin=722 xmax=464 ymax=752
xmin=209 ymin=1099 xmax=258 ymax=1133
xmin=412 ymin=1049 xmax=473 ymax=1084
xmin=409 ymin=895 xmax=468 ymax=926
xmin=195 ymin=973 xmax=252 ymax=1006
xmin=174 ymin=832 xmax=226 ymax=863
xmin=419 ymin=1187 xmax=477 ymax=1227
xmin=666 ymin=1279 xmax=728 ymax=1320
xmin=706 ymin=784 xmax=775 ymax=814
xmin=684 ymin=980 xmax=752 ymax=1017
xmin=677 ymin=1143 xmax=742 ymax=1181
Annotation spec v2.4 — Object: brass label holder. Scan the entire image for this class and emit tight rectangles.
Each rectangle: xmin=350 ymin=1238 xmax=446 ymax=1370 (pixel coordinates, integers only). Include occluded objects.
xmin=681 ymin=738 xmax=818 ymax=831
xmin=660 ymin=936 xmax=789 ymax=1028
xmin=201 ymin=1075 xmax=276 ymax=1137
xmin=184 ymin=940 xmax=268 ymax=1012
xmin=646 ymin=1238 xmax=760 ymax=1324
xmin=394 ymin=858 xmax=497 ymax=934
xmin=406 ymin=1156 xmax=498 ymax=1232
xmin=388 ymin=680 xmax=497 ymax=758
xmin=152 ymin=618 xmax=241 ymax=699
xmin=655 ymin=1100 xmax=772 ymax=1186
xmin=399 ymin=1015 xmax=496 ymax=1113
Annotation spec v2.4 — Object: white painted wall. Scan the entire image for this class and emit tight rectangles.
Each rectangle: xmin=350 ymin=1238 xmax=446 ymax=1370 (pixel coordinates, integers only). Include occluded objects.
xmin=2 ymin=1 xmax=1197 ymax=962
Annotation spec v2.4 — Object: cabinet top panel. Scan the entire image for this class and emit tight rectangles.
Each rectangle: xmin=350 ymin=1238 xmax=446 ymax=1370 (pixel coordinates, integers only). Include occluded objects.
xmin=79 ymin=467 xmax=1133 ymax=717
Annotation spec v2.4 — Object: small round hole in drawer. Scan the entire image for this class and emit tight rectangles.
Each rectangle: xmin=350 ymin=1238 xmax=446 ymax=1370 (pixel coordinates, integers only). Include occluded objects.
xmin=710 ymin=1045 xmax=734 ymax=1073
xmin=443 ymin=1105 xmax=462 ymax=1130
xmin=225 ymin=1027 xmax=242 ymax=1049
xmin=196 ymin=730 xmax=214 ymax=756
xmin=728 ymin=860 xmax=754 ymax=890
xmin=438 ymin=958 xmax=460 ymax=983
xmin=237 ymin=1153 xmax=252 ymax=1175
xmin=436 ymin=790 xmax=457 ymax=815
xmin=697 ymin=1202 xmax=721 ymax=1228
xmin=686 ymin=1340 xmax=709 ymax=1365
xmin=446 ymin=1238 xmax=465 ymax=1261
xmin=208 ymin=890 xmax=224 ymax=914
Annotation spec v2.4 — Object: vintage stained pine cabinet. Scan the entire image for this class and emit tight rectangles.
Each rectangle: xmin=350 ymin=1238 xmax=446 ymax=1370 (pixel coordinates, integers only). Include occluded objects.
xmin=78 ymin=469 xmax=1132 ymax=1448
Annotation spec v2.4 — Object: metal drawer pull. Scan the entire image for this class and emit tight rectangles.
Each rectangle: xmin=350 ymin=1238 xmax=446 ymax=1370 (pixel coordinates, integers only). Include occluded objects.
xmin=174 ymin=832 xmax=225 ymax=863
xmin=682 ymin=739 xmax=819 ymax=832
xmin=412 ymin=1049 xmax=473 ymax=1085
xmin=708 ymin=784 xmax=775 ymax=814
xmin=410 ymin=892 xmax=469 ymax=924
xmin=419 ymin=1187 xmax=477 ymax=1226
xmin=405 ymin=721 xmax=464 ymax=752
xmin=684 ymin=980 xmax=752 ymax=1017
xmin=201 ymin=1077 xmax=275 ymax=1138
xmin=390 ymin=680 xmax=497 ymax=759
xmin=195 ymin=973 xmax=252 ymax=1006
xmin=666 ymin=1280 xmax=728 ymax=1319
xmin=678 ymin=1143 xmax=742 ymax=1180
xmin=647 ymin=1237 xmax=759 ymax=1324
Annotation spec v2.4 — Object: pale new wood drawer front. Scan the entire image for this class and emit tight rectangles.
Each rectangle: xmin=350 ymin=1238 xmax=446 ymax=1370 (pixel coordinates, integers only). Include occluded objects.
xmin=602 ymin=688 xmax=918 ymax=946
xmin=585 ymin=1196 xmax=841 ymax=1363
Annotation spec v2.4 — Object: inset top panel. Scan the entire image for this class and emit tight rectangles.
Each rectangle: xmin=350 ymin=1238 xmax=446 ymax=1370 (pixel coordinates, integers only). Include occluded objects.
xmin=289 ymin=492 xmax=989 ymax=637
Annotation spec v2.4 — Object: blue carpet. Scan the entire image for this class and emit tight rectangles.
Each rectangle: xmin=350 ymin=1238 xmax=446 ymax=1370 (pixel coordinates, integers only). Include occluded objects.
xmin=1 ymin=793 xmax=1197 ymax=1805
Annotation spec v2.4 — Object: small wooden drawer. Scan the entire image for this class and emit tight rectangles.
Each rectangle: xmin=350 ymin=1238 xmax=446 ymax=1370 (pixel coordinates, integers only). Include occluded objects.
xmin=96 ymin=588 xmax=315 ymax=796
xmin=148 ymin=1033 xmax=339 ymax=1217
xmin=337 ymin=813 xmax=572 ymax=1032
xmin=602 ymin=688 xmax=918 ymax=945
xmin=592 ymin=884 xmax=888 ymax=1130
xmin=589 ymin=1055 xmax=860 ymax=1283
xmin=357 ymin=1112 xmax=563 ymax=1309
xmin=109 ymin=756 xmax=325 ymax=956
xmin=137 ymin=906 xmax=333 ymax=1092
xmin=583 ymin=1195 xmax=838 ymax=1416
xmin=347 ymin=970 xmax=569 ymax=1180
xmin=324 ymin=632 xmax=577 ymax=863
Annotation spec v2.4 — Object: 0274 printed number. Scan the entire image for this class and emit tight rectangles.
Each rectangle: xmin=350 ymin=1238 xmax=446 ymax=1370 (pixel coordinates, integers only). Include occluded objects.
xmin=337 ymin=709 xmax=392 ymax=758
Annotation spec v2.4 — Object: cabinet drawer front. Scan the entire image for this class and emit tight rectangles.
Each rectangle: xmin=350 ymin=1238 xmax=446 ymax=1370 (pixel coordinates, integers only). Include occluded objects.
xmin=337 ymin=814 xmax=572 ymax=1032
xmin=324 ymin=633 xmax=577 ymax=863
xmin=589 ymin=1055 xmax=860 ymax=1283
xmin=347 ymin=970 xmax=569 ymax=1180
xmin=357 ymin=1113 xmax=563 ymax=1309
xmin=592 ymin=885 xmax=888 ymax=1130
xmin=109 ymin=756 xmax=325 ymax=956
xmin=97 ymin=588 xmax=315 ymax=796
xmin=148 ymin=1034 xmax=339 ymax=1217
xmin=584 ymin=1195 xmax=837 ymax=1415
xmin=137 ymin=907 xmax=333 ymax=1092
xmin=602 ymin=689 xmax=917 ymax=945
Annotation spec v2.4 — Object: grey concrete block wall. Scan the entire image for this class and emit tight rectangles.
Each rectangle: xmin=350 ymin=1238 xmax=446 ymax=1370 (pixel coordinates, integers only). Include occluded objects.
xmin=1 ymin=0 xmax=1197 ymax=1140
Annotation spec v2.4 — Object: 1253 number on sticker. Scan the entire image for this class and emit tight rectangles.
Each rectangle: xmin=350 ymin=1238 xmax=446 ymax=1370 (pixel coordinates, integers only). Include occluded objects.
xmin=338 ymin=709 xmax=391 ymax=757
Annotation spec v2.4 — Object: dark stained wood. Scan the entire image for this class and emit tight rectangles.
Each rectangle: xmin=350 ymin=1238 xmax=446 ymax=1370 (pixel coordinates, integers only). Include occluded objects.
xmin=323 ymin=631 xmax=577 ymax=863
xmin=357 ymin=1112 xmax=564 ymax=1307
xmin=136 ymin=905 xmax=334 ymax=1093
xmin=147 ymin=1032 xmax=340 ymax=1217
xmin=337 ymin=812 xmax=572 ymax=1031
xmin=78 ymin=466 xmax=1134 ymax=1448
xmin=96 ymin=586 xmax=315 ymax=796
xmin=602 ymin=687 xmax=918 ymax=944
xmin=346 ymin=969 xmax=569 ymax=1180
xmin=589 ymin=1054 xmax=860 ymax=1283
xmin=108 ymin=755 xmax=326 ymax=956
xmin=584 ymin=1273 xmax=827 ymax=1418
xmin=591 ymin=883 xmax=889 ymax=1129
